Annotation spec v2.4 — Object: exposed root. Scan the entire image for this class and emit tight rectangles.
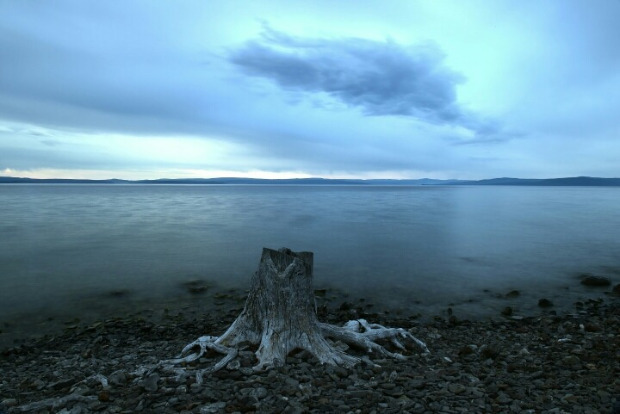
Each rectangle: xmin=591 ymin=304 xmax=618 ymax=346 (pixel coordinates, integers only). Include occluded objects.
xmin=161 ymin=335 xmax=238 ymax=383
xmin=167 ymin=318 xmax=428 ymax=376
xmin=337 ymin=318 xmax=430 ymax=354
xmin=166 ymin=248 xmax=429 ymax=377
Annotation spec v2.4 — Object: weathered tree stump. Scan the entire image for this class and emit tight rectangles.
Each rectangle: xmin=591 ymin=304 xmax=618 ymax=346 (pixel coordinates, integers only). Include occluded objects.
xmin=166 ymin=248 xmax=428 ymax=380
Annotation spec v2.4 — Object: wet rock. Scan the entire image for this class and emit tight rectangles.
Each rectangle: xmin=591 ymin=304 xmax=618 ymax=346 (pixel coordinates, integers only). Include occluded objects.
xmin=181 ymin=279 xmax=211 ymax=295
xmin=338 ymin=301 xmax=354 ymax=311
xmin=613 ymin=283 xmax=620 ymax=295
xmin=506 ymin=290 xmax=521 ymax=298
xmin=580 ymin=275 xmax=611 ymax=287
xmin=107 ymin=289 xmax=132 ymax=298
xmin=501 ymin=306 xmax=513 ymax=316
xmin=538 ymin=298 xmax=554 ymax=308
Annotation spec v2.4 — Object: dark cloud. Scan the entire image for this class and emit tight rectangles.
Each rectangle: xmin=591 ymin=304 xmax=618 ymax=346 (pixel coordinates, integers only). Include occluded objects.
xmin=230 ymin=28 xmax=466 ymax=125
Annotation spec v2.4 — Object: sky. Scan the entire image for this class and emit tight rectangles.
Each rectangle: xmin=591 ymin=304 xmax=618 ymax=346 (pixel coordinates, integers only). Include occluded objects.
xmin=1 ymin=1 xmax=619 ymax=180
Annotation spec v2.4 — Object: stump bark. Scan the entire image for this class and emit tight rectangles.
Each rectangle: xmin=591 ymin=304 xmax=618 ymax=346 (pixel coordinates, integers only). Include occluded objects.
xmin=167 ymin=247 xmax=428 ymax=378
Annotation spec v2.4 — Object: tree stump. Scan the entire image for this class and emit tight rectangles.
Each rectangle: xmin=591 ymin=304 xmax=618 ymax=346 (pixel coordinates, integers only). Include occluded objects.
xmin=167 ymin=248 xmax=428 ymax=380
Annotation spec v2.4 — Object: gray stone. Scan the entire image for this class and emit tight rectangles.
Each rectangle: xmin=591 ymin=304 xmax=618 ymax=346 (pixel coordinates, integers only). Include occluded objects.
xmin=284 ymin=377 xmax=299 ymax=388
xmin=108 ymin=369 xmax=128 ymax=386
xmin=250 ymin=387 xmax=268 ymax=399
xmin=496 ymin=392 xmax=512 ymax=404
xmin=448 ymin=383 xmax=467 ymax=395
xmin=142 ymin=373 xmax=159 ymax=392
xmin=562 ymin=355 xmax=580 ymax=366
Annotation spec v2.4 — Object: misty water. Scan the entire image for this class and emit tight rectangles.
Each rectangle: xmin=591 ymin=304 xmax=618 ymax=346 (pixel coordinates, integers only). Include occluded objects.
xmin=1 ymin=184 xmax=619 ymax=343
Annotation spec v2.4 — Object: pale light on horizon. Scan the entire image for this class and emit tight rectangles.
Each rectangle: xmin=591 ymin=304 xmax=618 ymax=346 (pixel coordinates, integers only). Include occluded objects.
xmin=3 ymin=167 xmax=476 ymax=181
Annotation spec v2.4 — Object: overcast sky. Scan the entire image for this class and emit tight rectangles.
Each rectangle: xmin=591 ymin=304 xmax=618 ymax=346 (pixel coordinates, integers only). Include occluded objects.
xmin=1 ymin=1 xmax=619 ymax=180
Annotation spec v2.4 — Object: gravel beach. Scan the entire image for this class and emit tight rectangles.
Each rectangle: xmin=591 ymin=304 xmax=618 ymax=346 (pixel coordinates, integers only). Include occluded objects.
xmin=1 ymin=291 xmax=618 ymax=414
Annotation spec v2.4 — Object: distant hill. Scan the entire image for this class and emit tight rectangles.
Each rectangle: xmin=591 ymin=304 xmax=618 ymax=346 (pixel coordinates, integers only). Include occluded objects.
xmin=455 ymin=176 xmax=620 ymax=186
xmin=0 ymin=177 xmax=127 ymax=184
xmin=0 ymin=176 xmax=464 ymax=185
xmin=1 ymin=176 xmax=619 ymax=186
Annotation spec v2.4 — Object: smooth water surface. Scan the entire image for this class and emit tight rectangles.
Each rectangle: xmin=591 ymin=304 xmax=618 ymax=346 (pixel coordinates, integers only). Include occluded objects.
xmin=1 ymin=184 xmax=619 ymax=336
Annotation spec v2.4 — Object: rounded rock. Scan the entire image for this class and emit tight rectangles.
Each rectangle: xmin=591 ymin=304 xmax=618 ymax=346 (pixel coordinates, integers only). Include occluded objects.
xmin=538 ymin=298 xmax=554 ymax=308
xmin=1 ymin=398 xmax=18 ymax=407
xmin=580 ymin=275 xmax=611 ymax=287
xmin=142 ymin=373 xmax=160 ymax=393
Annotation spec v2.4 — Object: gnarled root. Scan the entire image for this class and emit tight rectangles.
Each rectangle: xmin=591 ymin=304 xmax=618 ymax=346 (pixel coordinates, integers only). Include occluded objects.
xmin=321 ymin=319 xmax=430 ymax=358
xmin=165 ymin=318 xmax=428 ymax=378
xmin=161 ymin=335 xmax=238 ymax=383
xmin=165 ymin=248 xmax=429 ymax=378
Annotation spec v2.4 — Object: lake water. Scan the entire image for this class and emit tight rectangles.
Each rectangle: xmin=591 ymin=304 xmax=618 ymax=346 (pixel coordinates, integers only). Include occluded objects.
xmin=1 ymin=184 xmax=619 ymax=343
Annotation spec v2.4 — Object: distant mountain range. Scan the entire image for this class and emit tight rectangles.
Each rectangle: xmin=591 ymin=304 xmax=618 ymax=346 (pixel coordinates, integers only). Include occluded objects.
xmin=2 ymin=176 xmax=620 ymax=186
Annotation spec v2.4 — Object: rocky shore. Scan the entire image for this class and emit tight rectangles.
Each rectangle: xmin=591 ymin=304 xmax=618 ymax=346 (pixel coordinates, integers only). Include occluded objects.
xmin=1 ymin=293 xmax=619 ymax=414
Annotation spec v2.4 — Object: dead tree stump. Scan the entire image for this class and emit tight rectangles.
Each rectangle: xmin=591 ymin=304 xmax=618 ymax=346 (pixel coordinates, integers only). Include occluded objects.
xmin=166 ymin=248 xmax=428 ymax=379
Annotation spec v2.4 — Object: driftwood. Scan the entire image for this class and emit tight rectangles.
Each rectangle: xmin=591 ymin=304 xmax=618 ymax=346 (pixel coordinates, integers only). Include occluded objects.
xmin=166 ymin=248 xmax=428 ymax=381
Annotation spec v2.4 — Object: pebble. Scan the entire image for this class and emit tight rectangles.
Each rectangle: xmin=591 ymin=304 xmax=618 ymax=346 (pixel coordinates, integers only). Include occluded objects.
xmin=108 ymin=369 xmax=128 ymax=386
xmin=448 ymin=383 xmax=466 ymax=394
xmin=142 ymin=373 xmax=159 ymax=392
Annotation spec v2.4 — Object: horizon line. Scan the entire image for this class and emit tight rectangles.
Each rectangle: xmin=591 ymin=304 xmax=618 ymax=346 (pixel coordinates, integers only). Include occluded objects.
xmin=2 ymin=175 xmax=620 ymax=183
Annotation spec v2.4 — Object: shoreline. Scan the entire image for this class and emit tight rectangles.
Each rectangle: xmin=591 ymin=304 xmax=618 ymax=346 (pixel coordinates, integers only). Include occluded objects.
xmin=1 ymin=278 xmax=618 ymax=351
xmin=1 ymin=292 xmax=618 ymax=413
